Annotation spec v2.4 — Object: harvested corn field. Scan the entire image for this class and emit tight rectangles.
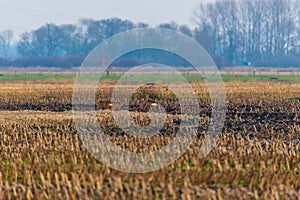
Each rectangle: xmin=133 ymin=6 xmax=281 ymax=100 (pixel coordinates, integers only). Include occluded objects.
xmin=0 ymin=80 xmax=300 ymax=199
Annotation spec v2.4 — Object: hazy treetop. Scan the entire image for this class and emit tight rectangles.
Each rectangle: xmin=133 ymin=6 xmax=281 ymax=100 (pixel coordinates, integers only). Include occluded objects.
xmin=0 ymin=0 xmax=213 ymax=38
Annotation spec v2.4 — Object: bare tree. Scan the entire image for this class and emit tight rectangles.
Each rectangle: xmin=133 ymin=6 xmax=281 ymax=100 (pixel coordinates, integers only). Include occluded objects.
xmin=192 ymin=0 xmax=300 ymax=65
xmin=179 ymin=25 xmax=193 ymax=37
xmin=158 ymin=22 xmax=179 ymax=30
xmin=0 ymin=29 xmax=13 ymax=59
xmin=192 ymin=2 xmax=221 ymax=54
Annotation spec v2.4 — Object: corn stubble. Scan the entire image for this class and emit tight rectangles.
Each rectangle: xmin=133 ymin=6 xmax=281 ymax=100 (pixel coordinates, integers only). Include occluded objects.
xmin=0 ymin=80 xmax=299 ymax=199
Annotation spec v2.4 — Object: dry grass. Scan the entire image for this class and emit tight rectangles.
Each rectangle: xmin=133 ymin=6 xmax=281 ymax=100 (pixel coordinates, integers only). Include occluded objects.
xmin=0 ymin=80 xmax=299 ymax=199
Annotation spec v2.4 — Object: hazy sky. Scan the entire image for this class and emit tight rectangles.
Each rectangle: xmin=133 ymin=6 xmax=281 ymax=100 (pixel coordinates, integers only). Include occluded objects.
xmin=0 ymin=0 xmax=213 ymax=38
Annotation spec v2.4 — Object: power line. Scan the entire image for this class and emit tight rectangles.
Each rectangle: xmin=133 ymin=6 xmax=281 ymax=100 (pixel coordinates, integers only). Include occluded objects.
xmin=0 ymin=24 xmax=29 ymax=31
xmin=0 ymin=5 xmax=85 ymax=37
xmin=0 ymin=4 xmax=83 ymax=20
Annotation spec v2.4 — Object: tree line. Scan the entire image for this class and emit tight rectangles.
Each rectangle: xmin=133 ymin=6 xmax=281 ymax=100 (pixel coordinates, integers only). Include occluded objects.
xmin=0 ymin=0 xmax=300 ymax=68
xmin=193 ymin=0 xmax=300 ymax=67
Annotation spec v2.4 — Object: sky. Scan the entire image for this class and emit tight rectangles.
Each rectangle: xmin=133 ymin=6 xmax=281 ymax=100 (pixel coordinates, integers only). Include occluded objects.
xmin=0 ymin=0 xmax=213 ymax=39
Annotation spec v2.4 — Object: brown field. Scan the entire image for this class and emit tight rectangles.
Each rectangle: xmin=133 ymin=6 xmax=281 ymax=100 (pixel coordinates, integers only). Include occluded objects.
xmin=0 ymin=80 xmax=300 ymax=199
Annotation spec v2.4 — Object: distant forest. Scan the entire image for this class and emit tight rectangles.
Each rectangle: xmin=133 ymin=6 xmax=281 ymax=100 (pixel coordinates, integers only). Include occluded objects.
xmin=0 ymin=0 xmax=300 ymax=68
